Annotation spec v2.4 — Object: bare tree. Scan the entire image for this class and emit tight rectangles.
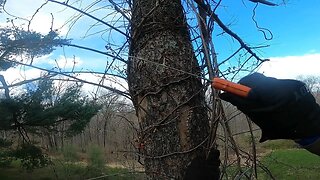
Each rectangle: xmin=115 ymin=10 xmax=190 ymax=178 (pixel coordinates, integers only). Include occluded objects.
xmin=297 ymin=75 xmax=320 ymax=103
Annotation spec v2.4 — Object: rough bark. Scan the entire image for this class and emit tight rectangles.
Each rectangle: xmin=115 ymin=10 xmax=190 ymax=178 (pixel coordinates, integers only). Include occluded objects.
xmin=128 ymin=0 xmax=220 ymax=179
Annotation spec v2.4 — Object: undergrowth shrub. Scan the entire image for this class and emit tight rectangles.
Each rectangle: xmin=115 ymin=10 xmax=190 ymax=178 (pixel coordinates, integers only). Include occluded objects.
xmin=87 ymin=145 xmax=105 ymax=175
xmin=61 ymin=145 xmax=79 ymax=162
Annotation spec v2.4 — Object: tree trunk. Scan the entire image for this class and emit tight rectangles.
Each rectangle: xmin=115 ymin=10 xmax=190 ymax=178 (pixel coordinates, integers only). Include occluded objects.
xmin=96 ymin=117 xmax=100 ymax=146
xmin=47 ymin=133 xmax=53 ymax=149
xmin=103 ymin=119 xmax=107 ymax=148
xmin=60 ymin=122 xmax=65 ymax=149
xmin=2 ymin=130 xmax=6 ymax=139
xmin=128 ymin=0 xmax=220 ymax=179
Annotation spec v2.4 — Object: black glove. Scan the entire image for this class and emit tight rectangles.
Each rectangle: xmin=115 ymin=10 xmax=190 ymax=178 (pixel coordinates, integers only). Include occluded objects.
xmin=184 ymin=149 xmax=220 ymax=180
xmin=220 ymin=73 xmax=320 ymax=142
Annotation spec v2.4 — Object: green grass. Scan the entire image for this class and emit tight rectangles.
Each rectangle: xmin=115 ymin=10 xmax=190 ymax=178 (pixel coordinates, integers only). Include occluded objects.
xmin=0 ymin=160 xmax=145 ymax=180
xmin=223 ymin=149 xmax=320 ymax=179
xmin=260 ymin=139 xmax=298 ymax=150
xmin=1 ymin=148 xmax=319 ymax=179
xmin=259 ymin=149 xmax=320 ymax=179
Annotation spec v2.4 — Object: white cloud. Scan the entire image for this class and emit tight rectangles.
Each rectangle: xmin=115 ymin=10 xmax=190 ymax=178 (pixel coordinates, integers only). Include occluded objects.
xmin=0 ymin=67 xmax=43 ymax=85
xmin=0 ymin=67 xmax=44 ymax=95
xmin=2 ymin=0 xmax=72 ymax=35
xmin=29 ymin=54 xmax=83 ymax=70
xmin=31 ymin=54 xmax=53 ymax=64
xmin=258 ymin=53 xmax=320 ymax=79
xmin=77 ymin=73 xmax=128 ymax=95
xmin=28 ymin=12 xmax=69 ymax=35
xmin=0 ymin=64 xmax=128 ymax=99
xmin=2 ymin=0 xmax=124 ymax=38
xmin=47 ymin=55 xmax=83 ymax=69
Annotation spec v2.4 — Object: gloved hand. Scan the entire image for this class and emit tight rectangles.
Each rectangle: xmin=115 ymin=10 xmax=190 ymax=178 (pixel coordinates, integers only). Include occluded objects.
xmin=220 ymin=73 xmax=320 ymax=142
xmin=184 ymin=149 xmax=220 ymax=180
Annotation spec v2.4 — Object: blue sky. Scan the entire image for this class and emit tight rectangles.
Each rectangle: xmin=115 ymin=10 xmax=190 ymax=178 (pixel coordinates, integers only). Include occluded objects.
xmin=209 ymin=0 xmax=320 ymax=78
xmin=215 ymin=0 xmax=320 ymax=57
xmin=0 ymin=0 xmax=319 ymax=90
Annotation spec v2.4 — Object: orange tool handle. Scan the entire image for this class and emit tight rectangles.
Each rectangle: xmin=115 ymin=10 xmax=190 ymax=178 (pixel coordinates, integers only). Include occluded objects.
xmin=212 ymin=78 xmax=252 ymax=98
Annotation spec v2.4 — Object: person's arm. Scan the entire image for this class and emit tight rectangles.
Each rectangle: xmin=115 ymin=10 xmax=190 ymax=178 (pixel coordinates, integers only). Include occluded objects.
xmin=220 ymin=73 xmax=320 ymax=155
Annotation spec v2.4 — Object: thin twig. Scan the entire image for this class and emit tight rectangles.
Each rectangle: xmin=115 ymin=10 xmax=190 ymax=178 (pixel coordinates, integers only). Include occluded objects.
xmin=108 ymin=0 xmax=131 ymax=22
xmin=3 ymin=58 xmax=131 ymax=99
xmin=246 ymin=116 xmax=258 ymax=178
xmin=194 ymin=0 xmax=269 ymax=62
xmin=27 ymin=1 xmax=49 ymax=31
xmin=48 ymin=0 xmax=130 ymax=38
xmin=62 ymin=43 xmax=127 ymax=63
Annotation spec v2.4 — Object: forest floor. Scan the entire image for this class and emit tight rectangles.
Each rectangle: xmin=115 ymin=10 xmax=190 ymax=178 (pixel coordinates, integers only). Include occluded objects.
xmin=0 ymin=160 xmax=145 ymax=180
xmin=0 ymin=142 xmax=320 ymax=179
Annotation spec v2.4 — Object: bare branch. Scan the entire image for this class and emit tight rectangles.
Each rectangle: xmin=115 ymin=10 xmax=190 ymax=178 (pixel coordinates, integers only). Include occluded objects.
xmin=2 ymin=58 xmax=131 ymax=99
xmin=194 ymin=0 xmax=270 ymax=62
xmin=27 ymin=1 xmax=49 ymax=31
xmin=62 ymin=43 xmax=127 ymax=63
xmin=249 ymin=0 xmax=278 ymax=6
xmin=108 ymin=0 xmax=131 ymax=22
xmin=0 ymin=74 xmax=56 ymax=89
xmin=48 ymin=0 xmax=130 ymax=39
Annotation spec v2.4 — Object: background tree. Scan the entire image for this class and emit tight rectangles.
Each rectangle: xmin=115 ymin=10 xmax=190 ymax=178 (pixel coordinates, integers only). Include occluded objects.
xmin=0 ymin=27 xmax=69 ymax=68
xmin=297 ymin=75 xmax=320 ymax=102
xmin=3 ymin=77 xmax=99 ymax=132
xmin=0 ymin=75 xmax=100 ymax=169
